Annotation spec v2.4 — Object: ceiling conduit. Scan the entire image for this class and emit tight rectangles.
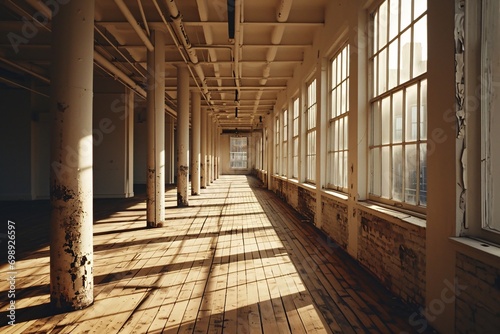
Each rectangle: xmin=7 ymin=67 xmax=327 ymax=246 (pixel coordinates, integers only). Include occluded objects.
xmin=163 ymin=0 xmax=209 ymax=96
xmin=197 ymin=0 xmax=224 ymax=100
xmin=113 ymin=0 xmax=154 ymax=52
xmin=254 ymin=0 xmax=292 ymax=118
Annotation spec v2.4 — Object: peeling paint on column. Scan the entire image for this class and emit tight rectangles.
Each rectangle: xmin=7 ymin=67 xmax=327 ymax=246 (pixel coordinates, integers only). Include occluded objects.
xmin=455 ymin=0 xmax=466 ymax=229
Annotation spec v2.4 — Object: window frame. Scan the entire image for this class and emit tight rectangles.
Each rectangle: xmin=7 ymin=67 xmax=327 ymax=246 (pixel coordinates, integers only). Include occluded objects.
xmin=305 ymin=78 xmax=317 ymax=184
xmin=229 ymin=136 xmax=248 ymax=169
xmin=292 ymin=97 xmax=300 ymax=179
xmin=275 ymin=116 xmax=280 ymax=175
xmin=368 ymin=0 xmax=428 ymax=215
xmin=327 ymin=43 xmax=350 ymax=192
xmin=282 ymin=109 xmax=288 ymax=177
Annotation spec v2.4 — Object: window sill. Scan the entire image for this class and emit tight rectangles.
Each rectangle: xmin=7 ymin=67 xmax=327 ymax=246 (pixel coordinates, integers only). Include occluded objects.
xmin=450 ymin=237 xmax=500 ymax=268
xmin=357 ymin=201 xmax=426 ymax=229
xmin=322 ymin=189 xmax=348 ymax=202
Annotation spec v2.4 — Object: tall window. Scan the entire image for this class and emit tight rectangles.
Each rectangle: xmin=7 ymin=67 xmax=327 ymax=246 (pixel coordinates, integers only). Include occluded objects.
xmin=481 ymin=0 xmax=500 ymax=233
xmin=282 ymin=109 xmax=288 ymax=177
xmin=292 ymin=98 xmax=300 ymax=179
xmin=275 ymin=116 xmax=280 ymax=174
xmin=327 ymin=44 xmax=350 ymax=191
xmin=306 ymin=79 xmax=317 ymax=183
xmin=369 ymin=0 xmax=427 ymax=212
xmin=230 ymin=137 xmax=247 ymax=169
xmin=255 ymin=136 xmax=262 ymax=170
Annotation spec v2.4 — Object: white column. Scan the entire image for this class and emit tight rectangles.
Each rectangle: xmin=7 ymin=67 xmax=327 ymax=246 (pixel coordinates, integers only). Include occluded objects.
xmin=49 ymin=0 xmax=94 ymax=311
xmin=165 ymin=114 xmax=175 ymax=184
xmin=177 ymin=65 xmax=190 ymax=206
xmin=125 ymin=87 xmax=134 ymax=198
xmin=191 ymin=91 xmax=201 ymax=195
xmin=213 ymin=122 xmax=217 ymax=180
xmin=146 ymin=29 xmax=165 ymax=227
xmin=207 ymin=114 xmax=213 ymax=183
xmin=217 ymin=127 xmax=221 ymax=178
xmin=200 ymin=109 xmax=207 ymax=188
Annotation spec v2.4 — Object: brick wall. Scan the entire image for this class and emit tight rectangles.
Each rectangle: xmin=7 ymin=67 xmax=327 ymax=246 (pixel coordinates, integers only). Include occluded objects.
xmin=455 ymin=252 xmax=500 ymax=333
xmin=320 ymin=196 xmax=349 ymax=251
xmin=297 ymin=186 xmax=316 ymax=223
xmin=357 ymin=209 xmax=426 ymax=306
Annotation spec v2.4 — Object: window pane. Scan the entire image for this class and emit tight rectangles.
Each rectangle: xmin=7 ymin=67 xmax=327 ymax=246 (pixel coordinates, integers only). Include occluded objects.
xmin=372 ymin=101 xmax=381 ymax=145
xmin=420 ymin=79 xmax=427 ymax=140
xmin=388 ymin=39 xmax=399 ymax=90
xmin=379 ymin=1 xmax=388 ymax=48
xmin=401 ymin=0 xmax=412 ymax=31
xmin=413 ymin=15 xmax=427 ymax=77
xmin=400 ymin=29 xmax=411 ymax=84
xmin=405 ymin=144 xmax=417 ymax=204
xmin=414 ymin=0 xmax=426 ymax=19
xmin=382 ymin=146 xmax=391 ymax=198
xmin=405 ymin=84 xmax=418 ymax=141
xmin=392 ymin=145 xmax=403 ymax=200
xmin=389 ymin=0 xmax=399 ymax=41
xmin=344 ymin=117 xmax=349 ymax=150
xmin=419 ymin=143 xmax=427 ymax=206
xmin=379 ymin=49 xmax=387 ymax=94
xmin=332 ymin=58 xmax=337 ymax=87
xmin=393 ymin=91 xmax=403 ymax=143
xmin=382 ymin=97 xmax=391 ymax=144
xmin=371 ymin=147 xmax=381 ymax=196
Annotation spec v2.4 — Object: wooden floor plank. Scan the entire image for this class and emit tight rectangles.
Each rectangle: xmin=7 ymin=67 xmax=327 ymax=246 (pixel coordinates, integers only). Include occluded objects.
xmin=0 ymin=176 xmax=430 ymax=333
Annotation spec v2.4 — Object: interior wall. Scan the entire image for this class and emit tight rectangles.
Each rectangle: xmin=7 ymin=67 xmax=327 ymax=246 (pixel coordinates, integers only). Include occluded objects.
xmin=92 ymin=93 xmax=128 ymax=197
xmin=0 ymin=89 xmax=31 ymax=200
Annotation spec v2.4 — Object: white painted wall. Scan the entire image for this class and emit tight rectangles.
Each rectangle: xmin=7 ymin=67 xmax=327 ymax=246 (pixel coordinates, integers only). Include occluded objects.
xmin=93 ymin=93 xmax=129 ymax=198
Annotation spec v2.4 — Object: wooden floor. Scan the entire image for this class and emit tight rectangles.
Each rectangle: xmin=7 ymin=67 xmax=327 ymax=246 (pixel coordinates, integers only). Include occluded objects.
xmin=0 ymin=175 xmax=425 ymax=333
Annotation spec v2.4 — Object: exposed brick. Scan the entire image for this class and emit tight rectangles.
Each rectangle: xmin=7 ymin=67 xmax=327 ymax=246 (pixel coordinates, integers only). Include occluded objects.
xmin=357 ymin=210 xmax=426 ymax=307
xmin=455 ymin=253 xmax=500 ymax=332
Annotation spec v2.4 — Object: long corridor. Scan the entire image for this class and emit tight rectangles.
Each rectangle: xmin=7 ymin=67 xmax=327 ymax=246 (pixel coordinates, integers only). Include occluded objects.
xmin=0 ymin=176 xmax=426 ymax=333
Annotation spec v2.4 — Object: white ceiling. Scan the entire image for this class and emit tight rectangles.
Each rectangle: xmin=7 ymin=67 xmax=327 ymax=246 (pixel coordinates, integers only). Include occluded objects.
xmin=0 ymin=0 xmax=327 ymax=130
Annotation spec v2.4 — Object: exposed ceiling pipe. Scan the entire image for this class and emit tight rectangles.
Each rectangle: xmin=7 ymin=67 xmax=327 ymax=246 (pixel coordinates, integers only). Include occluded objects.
xmin=197 ymin=0 xmax=224 ymax=99
xmin=136 ymin=0 xmax=150 ymax=37
xmin=113 ymin=0 xmax=154 ymax=52
xmin=94 ymin=51 xmax=177 ymax=117
xmin=0 ymin=56 xmax=50 ymax=84
xmin=161 ymin=0 xmax=210 ymax=97
xmin=261 ymin=0 xmax=292 ymax=87
xmin=94 ymin=26 xmax=147 ymax=80
xmin=164 ymin=0 xmax=198 ymax=65
xmin=277 ymin=0 xmax=293 ymax=22
xmin=93 ymin=51 xmax=147 ymax=97
xmin=26 ymin=0 xmax=52 ymax=20
xmin=0 ymin=76 xmax=48 ymax=97
xmin=233 ymin=0 xmax=242 ymax=97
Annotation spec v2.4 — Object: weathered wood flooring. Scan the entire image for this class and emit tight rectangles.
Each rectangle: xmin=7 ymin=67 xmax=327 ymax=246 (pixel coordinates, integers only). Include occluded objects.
xmin=0 ymin=175 xmax=424 ymax=333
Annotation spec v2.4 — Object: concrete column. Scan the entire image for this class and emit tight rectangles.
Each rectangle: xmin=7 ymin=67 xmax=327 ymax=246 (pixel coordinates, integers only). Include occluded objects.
xmin=165 ymin=114 xmax=175 ymax=184
xmin=207 ymin=114 xmax=213 ymax=183
xmin=177 ymin=65 xmax=190 ymax=206
xmin=146 ymin=30 xmax=165 ymax=227
xmin=125 ymin=87 xmax=134 ymax=198
xmin=217 ymin=127 xmax=221 ymax=178
xmin=49 ymin=0 xmax=94 ymax=311
xmin=213 ymin=122 xmax=217 ymax=180
xmin=191 ymin=91 xmax=201 ymax=195
xmin=200 ymin=109 xmax=207 ymax=188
